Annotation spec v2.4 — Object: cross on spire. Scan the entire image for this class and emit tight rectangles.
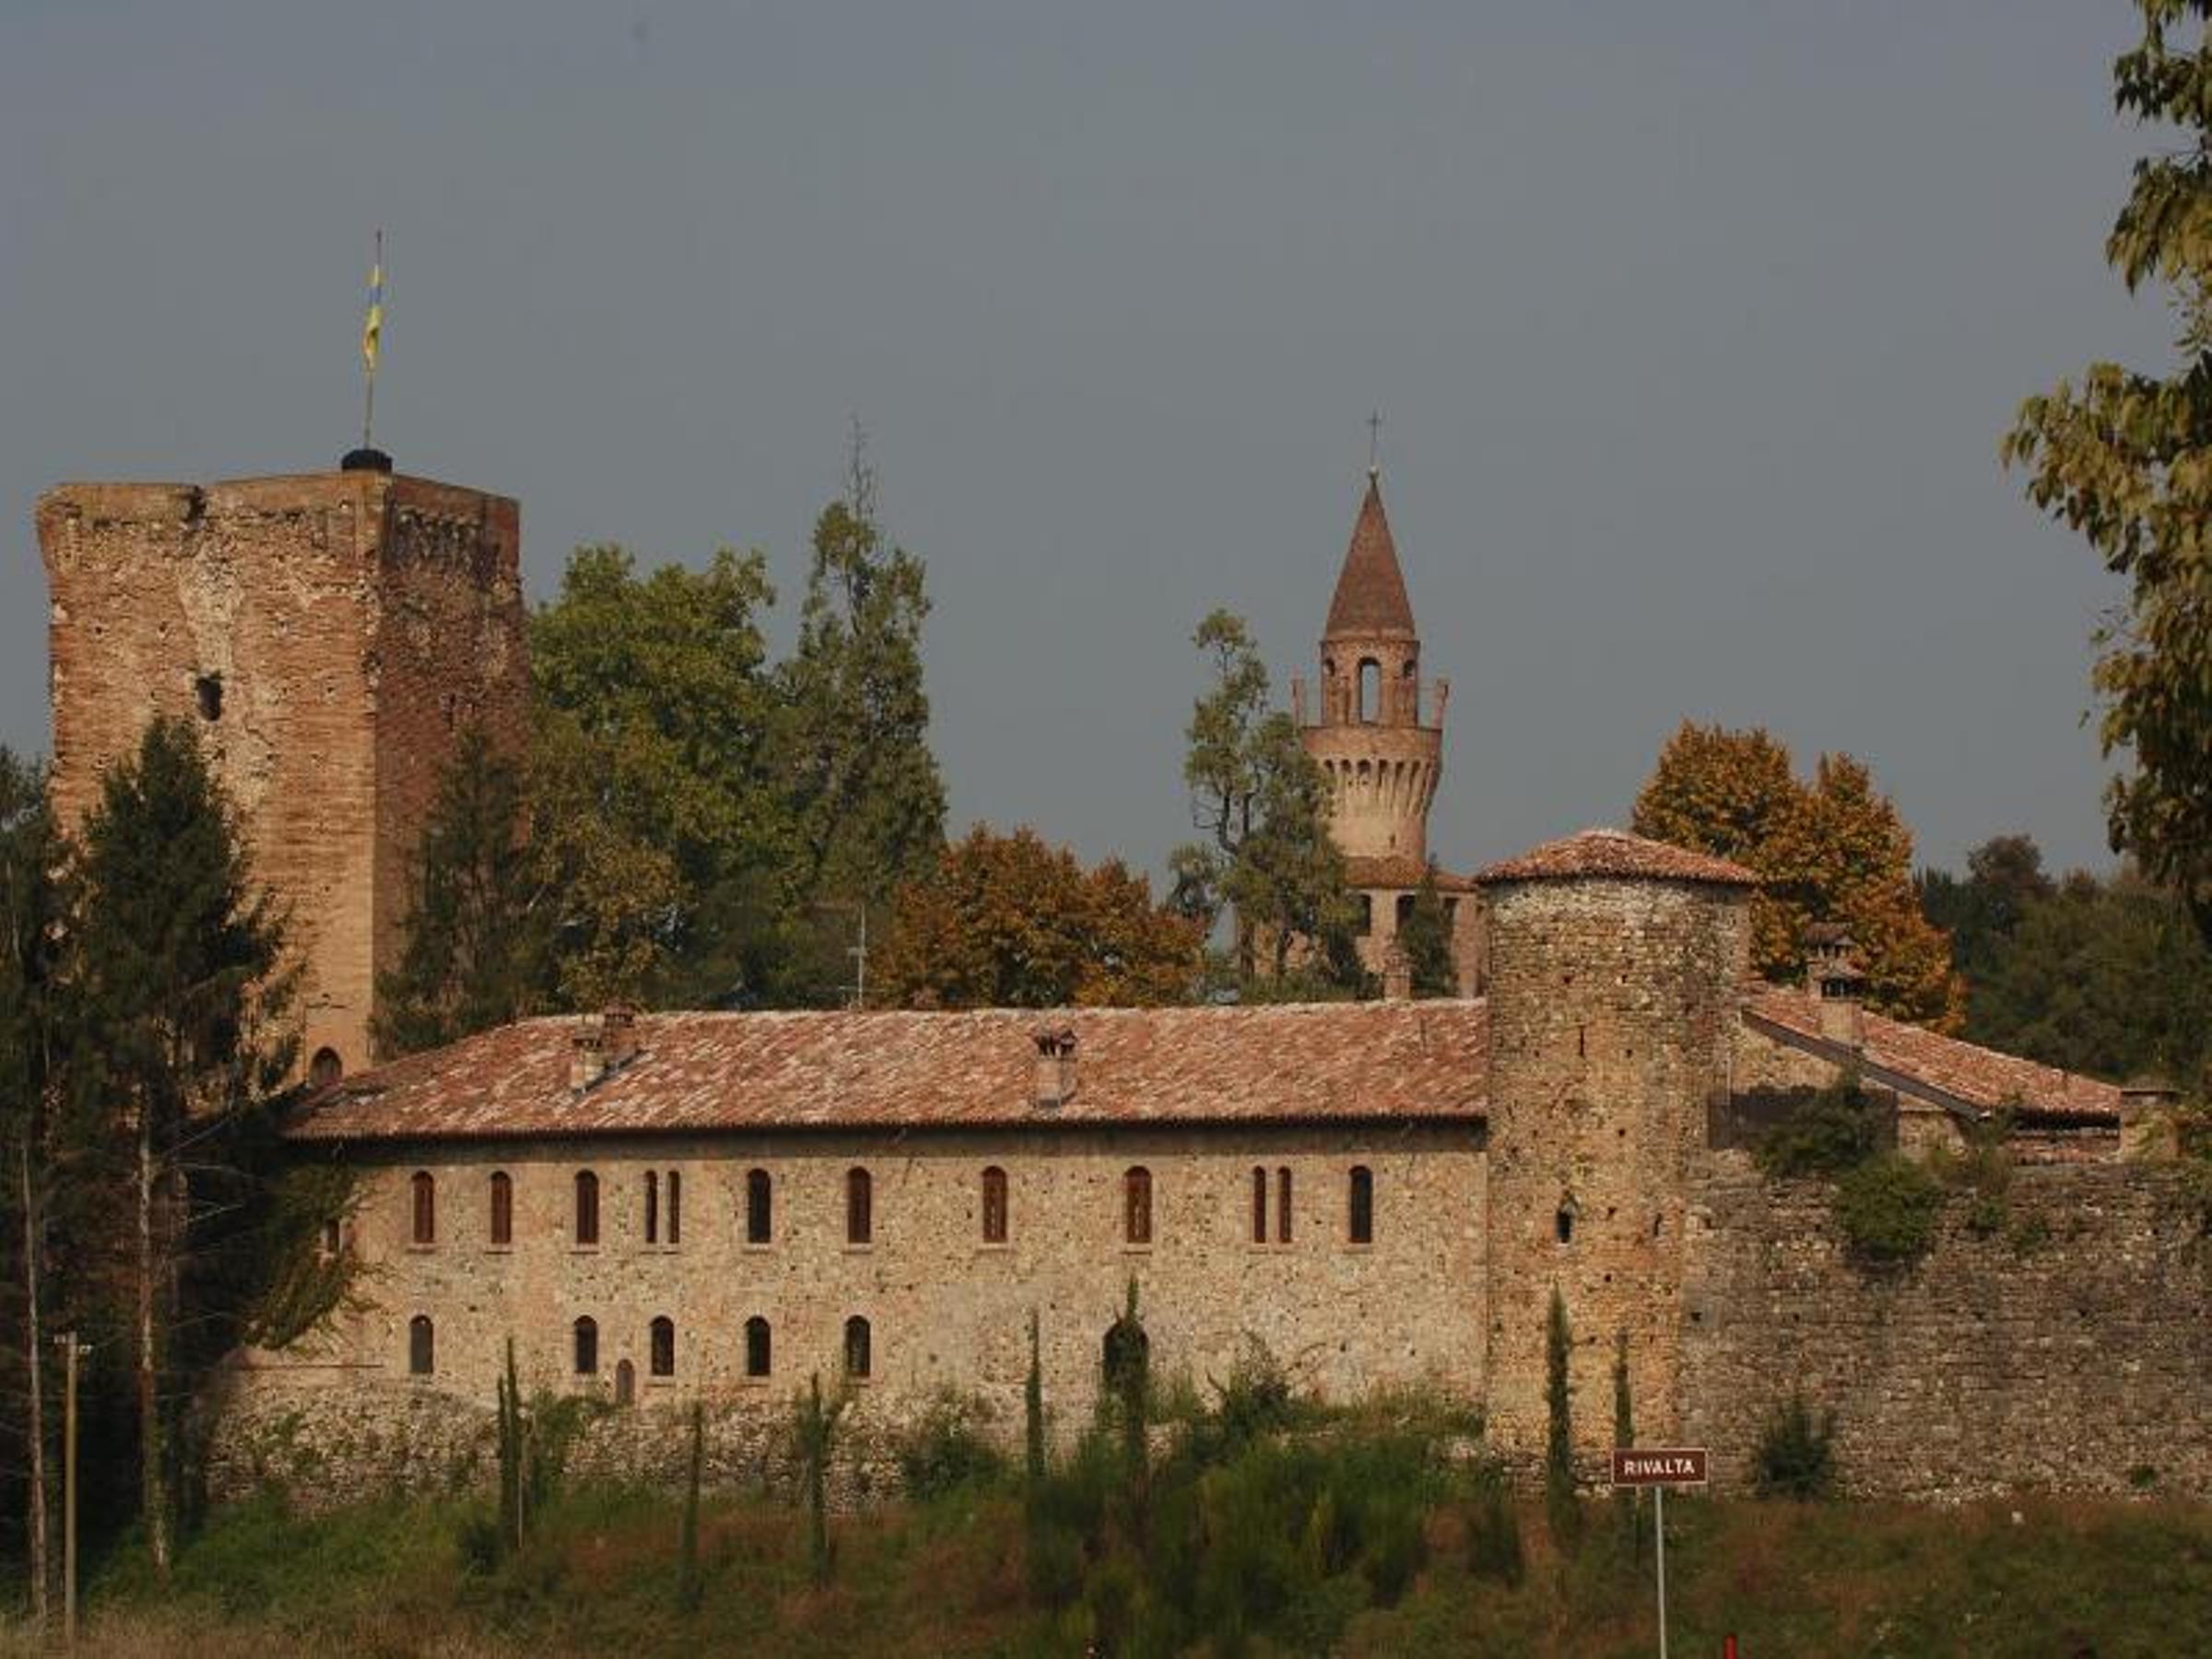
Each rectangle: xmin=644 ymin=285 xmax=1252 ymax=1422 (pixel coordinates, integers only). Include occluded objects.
xmin=1367 ymin=409 xmax=1383 ymax=477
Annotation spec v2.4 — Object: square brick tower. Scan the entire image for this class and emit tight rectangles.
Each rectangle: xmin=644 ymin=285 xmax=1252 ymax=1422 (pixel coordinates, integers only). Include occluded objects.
xmin=37 ymin=462 xmax=528 ymax=1080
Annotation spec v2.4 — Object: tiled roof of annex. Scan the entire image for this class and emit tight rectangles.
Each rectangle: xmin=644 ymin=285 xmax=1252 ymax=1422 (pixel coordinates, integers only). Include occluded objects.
xmin=1746 ymin=988 xmax=2123 ymax=1124
xmin=284 ymin=1000 xmax=1491 ymax=1145
xmin=1475 ymin=827 xmax=1759 ymax=888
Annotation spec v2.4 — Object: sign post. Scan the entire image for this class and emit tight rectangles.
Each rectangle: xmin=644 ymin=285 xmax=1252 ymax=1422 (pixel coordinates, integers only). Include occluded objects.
xmin=1609 ymin=1447 xmax=1709 ymax=1659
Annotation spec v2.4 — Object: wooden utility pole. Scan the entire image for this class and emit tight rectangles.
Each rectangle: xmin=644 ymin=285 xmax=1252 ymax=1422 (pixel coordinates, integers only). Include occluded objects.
xmin=55 ymin=1329 xmax=87 ymax=1649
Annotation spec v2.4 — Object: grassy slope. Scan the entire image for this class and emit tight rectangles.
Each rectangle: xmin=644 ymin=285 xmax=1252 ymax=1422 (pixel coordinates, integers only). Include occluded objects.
xmin=7 ymin=1484 xmax=2211 ymax=1657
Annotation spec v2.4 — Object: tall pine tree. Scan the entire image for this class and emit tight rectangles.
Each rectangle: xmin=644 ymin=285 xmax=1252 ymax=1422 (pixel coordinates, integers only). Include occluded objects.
xmin=73 ymin=718 xmax=291 ymax=1574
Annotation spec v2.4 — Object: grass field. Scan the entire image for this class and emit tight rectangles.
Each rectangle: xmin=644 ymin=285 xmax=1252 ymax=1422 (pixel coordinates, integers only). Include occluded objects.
xmin=6 ymin=1476 xmax=2208 ymax=1657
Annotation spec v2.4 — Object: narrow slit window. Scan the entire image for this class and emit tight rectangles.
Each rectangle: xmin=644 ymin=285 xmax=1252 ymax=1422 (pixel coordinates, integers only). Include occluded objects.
xmin=747 ymin=1168 xmax=772 ymax=1244
xmin=644 ymin=1170 xmax=659 ymax=1244
xmin=1348 ymin=1166 xmax=1374 ymax=1245
xmin=407 ymin=1314 xmax=434 ymax=1376
xmin=1277 ymin=1167 xmax=1293 ymax=1244
xmin=745 ymin=1316 xmax=771 ymax=1378
xmin=1251 ymin=1166 xmax=1268 ymax=1243
xmin=489 ymin=1171 xmax=512 ymax=1246
xmin=573 ymin=1315 xmax=598 ymax=1376
xmin=574 ymin=1171 xmax=600 ymax=1245
xmin=666 ymin=1170 xmax=681 ymax=1245
xmin=410 ymin=1171 xmax=436 ymax=1245
xmin=1124 ymin=1167 xmax=1153 ymax=1246
xmin=650 ymin=1315 xmax=676 ymax=1378
xmin=982 ymin=1166 xmax=1008 ymax=1244
xmin=846 ymin=1167 xmax=873 ymax=1245
xmin=844 ymin=1315 xmax=872 ymax=1380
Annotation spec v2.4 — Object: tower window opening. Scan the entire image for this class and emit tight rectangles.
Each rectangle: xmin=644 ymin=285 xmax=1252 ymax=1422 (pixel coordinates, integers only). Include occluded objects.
xmin=1359 ymin=659 xmax=1380 ymax=723
xmin=194 ymin=673 xmax=223 ymax=722
xmin=1556 ymin=1207 xmax=1575 ymax=1245
xmin=308 ymin=1047 xmax=343 ymax=1090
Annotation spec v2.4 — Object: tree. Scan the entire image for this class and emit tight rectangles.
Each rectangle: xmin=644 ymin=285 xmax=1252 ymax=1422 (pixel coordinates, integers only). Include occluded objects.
xmin=1632 ymin=722 xmax=1963 ymax=1029
xmin=1611 ymin=1328 xmax=1637 ymax=1549
xmin=1917 ymin=834 xmax=2054 ymax=990
xmin=1544 ymin=1287 xmax=1580 ymax=1550
xmin=373 ymin=725 xmax=550 ymax=1058
xmin=0 ymin=751 xmax=69 ymax=1622
xmin=1174 ymin=610 xmax=1362 ymax=985
xmin=2004 ymin=3 xmax=2212 ymax=940
xmin=530 ymin=543 xmax=798 ymax=1007
xmin=793 ymin=1371 xmax=846 ymax=1585
xmin=871 ymin=825 xmax=1199 ymax=1009
xmin=1397 ymin=864 xmax=1459 ymax=997
xmin=73 ymin=718 xmax=291 ymax=1574
xmin=779 ymin=428 xmax=947 ymax=911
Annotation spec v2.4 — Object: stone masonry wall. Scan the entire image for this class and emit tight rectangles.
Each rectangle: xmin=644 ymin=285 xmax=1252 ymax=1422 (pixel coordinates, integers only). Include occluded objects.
xmin=37 ymin=472 xmax=526 ymax=1077
xmin=1678 ymin=1162 xmax=2212 ymax=1500
xmin=221 ymin=1123 xmax=1487 ymax=1500
xmin=1482 ymin=877 xmax=1749 ymax=1465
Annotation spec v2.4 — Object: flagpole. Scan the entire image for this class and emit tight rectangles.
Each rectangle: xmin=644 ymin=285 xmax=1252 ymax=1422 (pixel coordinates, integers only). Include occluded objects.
xmin=361 ymin=228 xmax=382 ymax=453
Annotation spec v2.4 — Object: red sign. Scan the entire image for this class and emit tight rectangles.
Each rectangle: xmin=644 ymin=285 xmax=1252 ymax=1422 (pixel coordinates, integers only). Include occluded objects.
xmin=1609 ymin=1447 xmax=1709 ymax=1487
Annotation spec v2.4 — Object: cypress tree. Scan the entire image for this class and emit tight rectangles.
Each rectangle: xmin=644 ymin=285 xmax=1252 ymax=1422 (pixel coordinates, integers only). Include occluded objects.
xmin=1024 ymin=1308 xmax=1046 ymax=1488
xmin=1545 ymin=1287 xmax=1581 ymax=1550
xmin=677 ymin=1399 xmax=705 ymax=1611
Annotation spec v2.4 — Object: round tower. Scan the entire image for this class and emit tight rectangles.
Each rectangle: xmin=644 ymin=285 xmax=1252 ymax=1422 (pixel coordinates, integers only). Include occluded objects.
xmin=1298 ymin=469 xmax=1444 ymax=865
xmin=1474 ymin=829 xmax=1755 ymax=1465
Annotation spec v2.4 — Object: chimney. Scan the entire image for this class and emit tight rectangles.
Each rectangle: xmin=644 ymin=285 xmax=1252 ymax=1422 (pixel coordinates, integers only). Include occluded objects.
xmin=1804 ymin=924 xmax=1865 ymax=1049
xmin=1033 ymin=1027 xmax=1077 ymax=1109
xmin=570 ymin=1006 xmax=641 ymax=1093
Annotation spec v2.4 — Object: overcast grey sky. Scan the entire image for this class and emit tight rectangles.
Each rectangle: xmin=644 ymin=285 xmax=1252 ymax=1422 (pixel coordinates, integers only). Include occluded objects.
xmin=0 ymin=2 xmax=2175 ymax=878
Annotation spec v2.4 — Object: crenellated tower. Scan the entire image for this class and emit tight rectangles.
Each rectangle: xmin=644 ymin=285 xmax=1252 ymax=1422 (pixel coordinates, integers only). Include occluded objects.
xmin=1295 ymin=468 xmax=1447 ymax=866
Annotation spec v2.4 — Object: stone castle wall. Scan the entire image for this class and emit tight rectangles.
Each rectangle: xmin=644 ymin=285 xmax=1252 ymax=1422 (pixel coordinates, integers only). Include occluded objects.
xmin=1678 ymin=1162 xmax=2212 ymax=1500
xmin=223 ymin=1122 xmax=1488 ymax=1496
xmin=37 ymin=472 xmax=526 ymax=1076
xmin=1482 ymin=877 xmax=1749 ymax=1465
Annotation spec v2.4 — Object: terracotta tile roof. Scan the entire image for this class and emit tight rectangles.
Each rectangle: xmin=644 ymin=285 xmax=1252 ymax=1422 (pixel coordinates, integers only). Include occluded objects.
xmin=285 ymin=1002 xmax=1491 ymax=1145
xmin=1475 ymin=828 xmax=1759 ymax=888
xmin=1324 ymin=472 xmax=1418 ymax=640
xmin=1344 ymin=854 xmax=1477 ymax=893
xmin=1746 ymin=989 xmax=2122 ymax=1123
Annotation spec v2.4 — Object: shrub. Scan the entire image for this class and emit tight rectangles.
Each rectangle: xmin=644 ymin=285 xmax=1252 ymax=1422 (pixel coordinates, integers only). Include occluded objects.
xmin=1753 ymin=1393 xmax=1837 ymax=1500
xmin=1835 ymin=1153 xmax=1944 ymax=1268
xmin=896 ymin=1389 xmax=1006 ymax=1500
xmin=1756 ymin=1072 xmax=1885 ymax=1177
xmin=1208 ymin=1335 xmax=1299 ymax=1448
xmin=1464 ymin=1465 xmax=1524 ymax=1587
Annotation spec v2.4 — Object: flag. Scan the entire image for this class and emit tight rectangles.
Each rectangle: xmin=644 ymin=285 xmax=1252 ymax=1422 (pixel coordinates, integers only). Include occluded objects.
xmin=361 ymin=258 xmax=383 ymax=373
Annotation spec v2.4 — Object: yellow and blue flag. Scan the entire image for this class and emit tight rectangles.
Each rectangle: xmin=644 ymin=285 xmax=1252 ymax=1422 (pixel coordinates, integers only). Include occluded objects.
xmin=361 ymin=257 xmax=383 ymax=373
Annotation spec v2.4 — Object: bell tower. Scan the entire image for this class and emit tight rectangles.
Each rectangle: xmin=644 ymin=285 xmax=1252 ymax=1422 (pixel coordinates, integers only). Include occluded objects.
xmin=1295 ymin=468 xmax=1446 ymax=865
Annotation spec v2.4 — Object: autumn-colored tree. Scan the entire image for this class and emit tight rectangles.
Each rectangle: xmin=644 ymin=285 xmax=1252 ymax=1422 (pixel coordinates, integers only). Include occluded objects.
xmin=1631 ymin=723 xmax=1963 ymax=1029
xmin=2005 ymin=2 xmax=2212 ymax=939
xmin=872 ymin=825 xmax=1200 ymax=1009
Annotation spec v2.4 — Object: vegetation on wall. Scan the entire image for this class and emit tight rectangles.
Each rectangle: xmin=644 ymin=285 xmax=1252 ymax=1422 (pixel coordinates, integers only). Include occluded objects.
xmin=1753 ymin=1392 xmax=1838 ymax=1500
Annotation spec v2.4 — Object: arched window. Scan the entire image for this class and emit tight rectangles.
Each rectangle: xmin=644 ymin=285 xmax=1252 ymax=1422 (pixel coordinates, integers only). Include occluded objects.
xmin=573 ymin=1315 xmax=599 ymax=1376
xmin=1251 ymin=1166 xmax=1268 ymax=1243
xmin=574 ymin=1171 xmax=600 ymax=1245
xmin=1359 ymin=659 xmax=1380 ymax=723
xmin=489 ymin=1171 xmax=513 ymax=1246
xmin=308 ymin=1047 xmax=343 ymax=1090
xmin=745 ymin=1316 xmax=771 ymax=1378
xmin=747 ymin=1169 xmax=773 ymax=1244
xmin=1395 ymin=892 xmax=1416 ymax=930
xmin=846 ymin=1167 xmax=873 ymax=1245
xmin=410 ymin=1171 xmax=436 ymax=1245
xmin=1277 ymin=1167 xmax=1293 ymax=1244
xmin=1124 ymin=1167 xmax=1152 ymax=1246
xmin=407 ymin=1314 xmax=433 ymax=1376
xmin=644 ymin=1170 xmax=659 ymax=1244
xmin=843 ymin=1315 xmax=872 ymax=1380
xmin=981 ymin=1166 xmax=1008 ymax=1244
xmin=666 ymin=1171 xmax=681 ymax=1245
xmin=1348 ymin=1166 xmax=1374 ymax=1245
xmin=650 ymin=1315 xmax=677 ymax=1378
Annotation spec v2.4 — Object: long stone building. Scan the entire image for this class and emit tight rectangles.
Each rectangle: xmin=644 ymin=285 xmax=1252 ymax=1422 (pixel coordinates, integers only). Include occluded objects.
xmin=37 ymin=453 xmax=2212 ymax=1503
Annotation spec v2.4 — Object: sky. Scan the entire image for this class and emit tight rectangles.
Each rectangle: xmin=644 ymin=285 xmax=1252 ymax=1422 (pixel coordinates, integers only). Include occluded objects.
xmin=0 ymin=2 xmax=2180 ymax=879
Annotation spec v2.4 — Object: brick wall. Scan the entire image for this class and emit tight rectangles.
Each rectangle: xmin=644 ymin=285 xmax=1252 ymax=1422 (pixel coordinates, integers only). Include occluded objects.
xmin=37 ymin=470 xmax=526 ymax=1075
